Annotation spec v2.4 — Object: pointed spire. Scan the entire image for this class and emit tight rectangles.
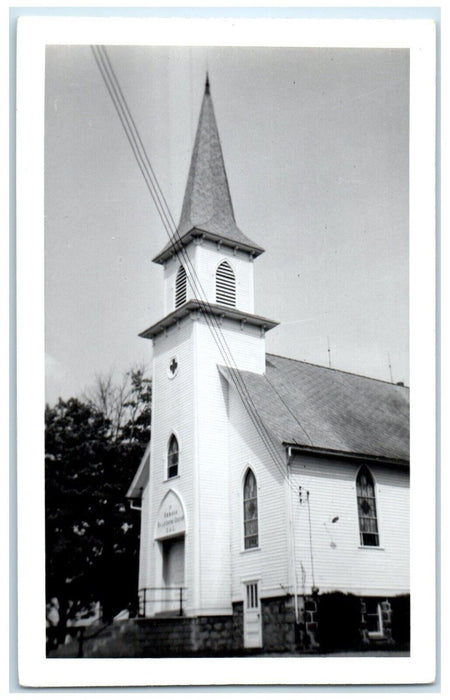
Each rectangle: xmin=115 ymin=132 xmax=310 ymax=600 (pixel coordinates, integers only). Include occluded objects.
xmin=153 ymin=79 xmax=264 ymax=264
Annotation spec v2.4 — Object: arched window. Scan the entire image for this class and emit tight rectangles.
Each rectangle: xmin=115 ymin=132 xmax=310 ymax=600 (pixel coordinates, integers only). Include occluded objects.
xmin=168 ymin=435 xmax=179 ymax=479
xmin=175 ymin=265 xmax=187 ymax=308
xmin=356 ymin=466 xmax=379 ymax=546
xmin=243 ymin=468 xmax=258 ymax=549
xmin=216 ymin=261 xmax=236 ymax=307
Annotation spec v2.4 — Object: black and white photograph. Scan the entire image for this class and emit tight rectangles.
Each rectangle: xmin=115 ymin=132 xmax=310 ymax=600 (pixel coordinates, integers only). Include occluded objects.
xmin=16 ymin=15 xmax=436 ymax=688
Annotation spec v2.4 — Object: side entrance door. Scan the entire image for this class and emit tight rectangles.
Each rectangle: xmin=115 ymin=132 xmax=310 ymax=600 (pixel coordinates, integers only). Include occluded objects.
xmin=243 ymin=581 xmax=262 ymax=648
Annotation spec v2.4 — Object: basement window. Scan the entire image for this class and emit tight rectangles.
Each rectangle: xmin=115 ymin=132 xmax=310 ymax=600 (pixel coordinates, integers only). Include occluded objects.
xmin=365 ymin=599 xmax=384 ymax=638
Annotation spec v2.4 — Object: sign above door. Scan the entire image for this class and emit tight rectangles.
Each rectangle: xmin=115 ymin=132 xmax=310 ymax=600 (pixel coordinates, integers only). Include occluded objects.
xmin=155 ymin=490 xmax=186 ymax=540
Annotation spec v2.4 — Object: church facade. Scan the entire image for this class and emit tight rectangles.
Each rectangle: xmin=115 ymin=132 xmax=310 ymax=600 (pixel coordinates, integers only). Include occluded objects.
xmin=127 ymin=78 xmax=410 ymax=654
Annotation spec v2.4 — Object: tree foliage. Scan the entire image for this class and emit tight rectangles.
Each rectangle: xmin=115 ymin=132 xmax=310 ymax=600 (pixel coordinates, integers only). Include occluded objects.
xmin=45 ymin=367 xmax=151 ymax=622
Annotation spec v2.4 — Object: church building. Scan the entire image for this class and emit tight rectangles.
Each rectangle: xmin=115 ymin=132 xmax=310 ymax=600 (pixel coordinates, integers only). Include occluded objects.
xmin=127 ymin=77 xmax=410 ymax=654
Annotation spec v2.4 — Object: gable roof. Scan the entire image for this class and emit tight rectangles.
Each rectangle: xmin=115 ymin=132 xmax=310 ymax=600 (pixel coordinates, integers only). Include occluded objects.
xmin=219 ymin=353 xmax=409 ymax=463
xmin=153 ymin=77 xmax=264 ymax=264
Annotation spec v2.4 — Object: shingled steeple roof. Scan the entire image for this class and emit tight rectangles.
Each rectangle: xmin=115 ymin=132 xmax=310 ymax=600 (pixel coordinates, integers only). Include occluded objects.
xmin=153 ymin=76 xmax=264 ymax=264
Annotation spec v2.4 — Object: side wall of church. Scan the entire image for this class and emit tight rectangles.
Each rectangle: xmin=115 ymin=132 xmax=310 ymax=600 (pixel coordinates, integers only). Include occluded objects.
xmin=288 ymin=455 xmax=410 ymax=596
xmin=226 ymin=381 xmax=291 ymax=603
xmin=191 ymin=317 xmax=266 ymax=614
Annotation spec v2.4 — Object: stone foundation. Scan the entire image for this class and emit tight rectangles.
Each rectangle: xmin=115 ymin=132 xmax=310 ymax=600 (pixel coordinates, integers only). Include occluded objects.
xmin=261 ymin=595 xmax=296 ymax=652
xmin=50 ymin=593 xmax=409 ymax=656
xmin=301 ymin=595 xmax=320 ymax=650
xmin=192 ymin=614 xmax=237 ymax=652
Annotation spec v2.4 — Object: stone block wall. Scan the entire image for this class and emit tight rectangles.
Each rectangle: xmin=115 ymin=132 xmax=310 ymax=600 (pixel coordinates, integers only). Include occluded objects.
xmin=261 ymin=595 xmax=297 ymax=652
xmin=301 ymin=596 xmax=320 ymax=650
xmin=192 ymin=615 xmax=236 ymax=653
xmin=50 ymin=594 xmax=407 ymax=657
xmin=232 ymin=602 xmax=244 ymax=650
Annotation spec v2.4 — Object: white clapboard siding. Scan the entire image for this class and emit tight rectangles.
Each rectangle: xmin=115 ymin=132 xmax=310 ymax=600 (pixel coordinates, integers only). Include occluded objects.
xmin=227 ymin=376 xmax=290 ymax=601
xmin=141 ymin=311 xmax=266 ymax=615
xmin=288 ymin=455 xmax=409 ymax=596
xmin=143 ymin=319 xmax=196 ymax=612
xmin=191 ymin=319 xmax=266 ymax=613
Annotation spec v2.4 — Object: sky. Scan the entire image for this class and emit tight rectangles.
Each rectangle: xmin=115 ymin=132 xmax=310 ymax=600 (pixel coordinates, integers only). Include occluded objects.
xmin=45 ymin=45 xmax=409 ymax=404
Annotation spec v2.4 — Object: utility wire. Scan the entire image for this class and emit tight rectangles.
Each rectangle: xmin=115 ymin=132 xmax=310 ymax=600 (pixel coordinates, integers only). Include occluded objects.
xmin=93 ymin=46 xmax=299 ymax=494
xmin=92 ymin=45 xmax=292 ymax=488
xmin=91 ymin=45 xmax=304 ymax=494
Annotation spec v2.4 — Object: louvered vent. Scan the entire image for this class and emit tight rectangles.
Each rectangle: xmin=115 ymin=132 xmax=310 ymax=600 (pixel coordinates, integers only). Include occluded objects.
xmin=175 ymin=265 xmax=187 ymax=308
xmin=216 ymin=261 xmax=236 ymax=307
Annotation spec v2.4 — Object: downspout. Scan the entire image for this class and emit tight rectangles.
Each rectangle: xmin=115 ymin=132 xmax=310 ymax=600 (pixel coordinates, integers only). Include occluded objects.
xmin=286 ymin=447 xmax=299 ymax=624
xmin=129 ymin=499 xmax=142 ymax=512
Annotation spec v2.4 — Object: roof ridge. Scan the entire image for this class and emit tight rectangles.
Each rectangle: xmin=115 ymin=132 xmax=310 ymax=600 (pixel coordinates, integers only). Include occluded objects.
xmin=265 ymin=352 xmax=409 ymax=389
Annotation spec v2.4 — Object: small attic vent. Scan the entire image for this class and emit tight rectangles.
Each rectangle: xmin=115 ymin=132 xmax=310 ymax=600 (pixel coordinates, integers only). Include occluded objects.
xmin=216 ymin=261 xmax=236 ymax=307
xmin=175 ymin=265 xmax=187 ymax=308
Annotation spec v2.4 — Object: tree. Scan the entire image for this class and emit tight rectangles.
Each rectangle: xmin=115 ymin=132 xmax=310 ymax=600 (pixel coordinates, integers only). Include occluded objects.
xmin=45 ymin=369 xmax=151 ymax=626
xmin=84 ymin=364 xmax=151 ymax=446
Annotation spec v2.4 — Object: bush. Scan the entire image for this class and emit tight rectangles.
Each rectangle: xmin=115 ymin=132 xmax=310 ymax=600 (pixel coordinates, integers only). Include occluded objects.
xmin=390 ymin=594 xmax=410 ymax=648
xmin=316 ymin=592 xmax=362 ymax=652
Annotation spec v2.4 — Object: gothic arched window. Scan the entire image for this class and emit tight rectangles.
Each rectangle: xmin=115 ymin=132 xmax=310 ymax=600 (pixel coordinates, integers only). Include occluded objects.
xmin=216 ymin=261 xmax=236 ymax=307
xmin=243 ymin=468 xmax=258 ymax=549
xmin=168 ymin=435 xmax=179 ymax=479
xmin=356 ymin=466 xmax=379 ymax=546
xmin=175 ymin=265 xmax=187 ymax=308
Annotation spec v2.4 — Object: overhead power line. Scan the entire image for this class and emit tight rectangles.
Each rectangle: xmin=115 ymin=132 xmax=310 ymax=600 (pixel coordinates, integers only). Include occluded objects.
xmin=91 ymin=45 xmax=305 ymax=496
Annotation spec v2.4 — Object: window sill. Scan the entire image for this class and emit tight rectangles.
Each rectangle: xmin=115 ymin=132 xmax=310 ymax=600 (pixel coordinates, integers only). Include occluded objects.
xmin=240 ymin=547 xmax=261 ymax=554
xmin=367 ymin=632 xmax=385 ymax=640
xmin=358 ymin=545 xmax=384 ymax=551
xmin=163 ymin=475 xmax=180 ymax=483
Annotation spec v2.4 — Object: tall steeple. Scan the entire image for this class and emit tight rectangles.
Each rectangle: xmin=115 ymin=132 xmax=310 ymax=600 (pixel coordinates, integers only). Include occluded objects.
xmin=153 ymin=76 xmax=264 ymax=264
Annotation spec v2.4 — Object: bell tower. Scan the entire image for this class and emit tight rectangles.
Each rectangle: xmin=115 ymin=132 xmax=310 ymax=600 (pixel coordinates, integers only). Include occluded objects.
xmin=134 ymin=77 xmax=278 ymax=617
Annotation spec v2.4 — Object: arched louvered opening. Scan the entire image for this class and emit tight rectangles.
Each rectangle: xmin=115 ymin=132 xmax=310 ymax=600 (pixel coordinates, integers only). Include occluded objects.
xmin=216 ymin=260 xmax=236 ymax=307
xmin=175 ymin=265 xmax=187 ymax=308
xmin=356 ymin=466 xmax=379 ymax=546
xmin=168 ymin=435 xmax=179 ymax=479
xmin=243 ymin=468 xmax=258 ymax=549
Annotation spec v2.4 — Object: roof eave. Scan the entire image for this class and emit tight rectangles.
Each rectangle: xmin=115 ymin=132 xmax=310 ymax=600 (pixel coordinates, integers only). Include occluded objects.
xmin=139 ymin=300 xmax=278 ymax=340
xmin=284 ymin=443 xmax=410 ymax=468
xmin=126 ymin=442 xmax=151 ymax=499
xmin=152 ymin=227 xmax=265 ymax=265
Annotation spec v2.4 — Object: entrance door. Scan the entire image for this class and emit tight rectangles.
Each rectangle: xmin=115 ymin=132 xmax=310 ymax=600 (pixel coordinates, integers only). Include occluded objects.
xmin=243 ymin=581 xmax=262 ymax=648
xmin=162 ymin=536 xmax=185 ymax=613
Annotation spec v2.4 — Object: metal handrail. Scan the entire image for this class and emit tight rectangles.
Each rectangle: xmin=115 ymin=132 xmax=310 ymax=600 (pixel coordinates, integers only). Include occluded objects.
xmin=138 ymin=587 xmax=186 ymax=617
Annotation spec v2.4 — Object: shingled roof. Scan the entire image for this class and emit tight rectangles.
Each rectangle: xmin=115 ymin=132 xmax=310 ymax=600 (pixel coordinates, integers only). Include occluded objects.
xmin=219 ymin=353 xmax=409 ymax=463
xmin=153 ymin=77 xmax=264 ymax=264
